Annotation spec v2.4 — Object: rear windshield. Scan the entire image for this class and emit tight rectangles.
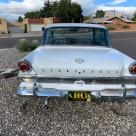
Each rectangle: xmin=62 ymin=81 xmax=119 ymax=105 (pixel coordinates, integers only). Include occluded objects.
xmin=41 ymin=27 xmax=110 ymax=47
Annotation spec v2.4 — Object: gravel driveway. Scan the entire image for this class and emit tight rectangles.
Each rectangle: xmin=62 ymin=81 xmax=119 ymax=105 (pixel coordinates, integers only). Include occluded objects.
xmin=0 ymin=48 xmax=136 ymax=136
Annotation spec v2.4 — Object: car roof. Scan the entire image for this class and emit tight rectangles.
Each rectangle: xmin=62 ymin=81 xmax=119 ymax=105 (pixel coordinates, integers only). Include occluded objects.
xmin=45 ymin=23 xmax=107 ymax=29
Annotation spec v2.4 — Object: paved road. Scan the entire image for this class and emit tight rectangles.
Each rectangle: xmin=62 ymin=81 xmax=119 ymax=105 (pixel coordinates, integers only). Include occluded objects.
xmin=110 ymin=31 xmax=136 ymax=59
xmin=0 ymin=36 xmax=41 ymax=49
xmin=0 ymin=31 xmax=136 ymax=59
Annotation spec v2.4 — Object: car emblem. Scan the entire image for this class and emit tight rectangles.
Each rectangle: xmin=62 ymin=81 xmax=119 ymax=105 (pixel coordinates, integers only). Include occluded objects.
xmin=75 ymin=59 xmax=84 ymax=64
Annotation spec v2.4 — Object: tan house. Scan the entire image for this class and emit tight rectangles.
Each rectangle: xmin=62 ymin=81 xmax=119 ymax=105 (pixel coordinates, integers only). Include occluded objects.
xmin=24 ymin=17 xmax=61 ymax=32
xmin=107 ymin=16 xmax=133 ymax=25
xmin=85 ymin=16 xmax=133 ymax=25
xmin=0 ymin=18 xmax=8 ymax=34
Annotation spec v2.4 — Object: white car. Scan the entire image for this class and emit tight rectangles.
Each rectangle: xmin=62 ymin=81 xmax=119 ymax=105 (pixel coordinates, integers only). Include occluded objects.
xmin=17 ymin=23 xmax=136 ymax=101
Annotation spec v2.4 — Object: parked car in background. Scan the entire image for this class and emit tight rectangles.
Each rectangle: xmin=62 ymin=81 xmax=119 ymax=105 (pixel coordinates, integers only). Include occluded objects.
xmin=17 ymin=23 xmax=136 ymax=101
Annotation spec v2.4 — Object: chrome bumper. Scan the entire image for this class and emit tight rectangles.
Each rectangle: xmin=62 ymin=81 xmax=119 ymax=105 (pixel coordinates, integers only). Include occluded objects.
xmin=17 ymin=82 xmax=136 ymax=98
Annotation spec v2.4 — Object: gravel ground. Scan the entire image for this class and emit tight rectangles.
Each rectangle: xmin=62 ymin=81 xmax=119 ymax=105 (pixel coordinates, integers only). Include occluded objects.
xmin=0 ymin=48 xmax=136 ymax=136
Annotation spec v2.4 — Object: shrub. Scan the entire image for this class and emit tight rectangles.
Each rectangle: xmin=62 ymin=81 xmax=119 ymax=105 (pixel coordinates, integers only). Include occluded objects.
xmin=16 ymin=39 xmax=31 ymax=52
xmin=29 ymin=40 xmax=39 ymax=51
xmin=1 ymin=31 xmax=6 ymax=34
xmin=132 ymin=21 xmax=136 ymax=24
xmin=16 ymin=39 xmax=39 ymax=52
xmin=122 ymin=25 xmax=130 ymax=29
xmin=107 ymin=26 xmax=116 ymax=30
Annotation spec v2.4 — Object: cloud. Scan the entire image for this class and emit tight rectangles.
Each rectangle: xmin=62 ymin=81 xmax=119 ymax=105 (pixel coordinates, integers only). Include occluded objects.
xmin=0 ymin=0 xmax=95 ymax=20
xmin=97 ymin=4 xmax=136 ymax=17
xmin=0 ymin=0 xmax=135 ymax=21
xmin=0 ymin=0 xmax=45 ymax=19
xmin=111 ymin=0 xmax=127 ymax=5
xmin=72 ymin=0 xmax=96 ymax=15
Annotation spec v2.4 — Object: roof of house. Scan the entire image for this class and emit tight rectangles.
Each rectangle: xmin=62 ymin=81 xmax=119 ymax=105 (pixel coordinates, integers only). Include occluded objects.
xmin=92 ymin=18 xmax=111 ymax=23
xmin=27 ymin=18 xmax=44 ymax=24
xmin=84 ymin=16 xmax=133 ymax=24
xmin=46 ymin=23 xmax=106 ymax=29
xmin=107 ymin=16 xmax=133 ymax=23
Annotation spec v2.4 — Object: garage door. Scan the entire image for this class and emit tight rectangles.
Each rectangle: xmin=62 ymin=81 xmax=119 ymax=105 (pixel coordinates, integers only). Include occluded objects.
xmin=8 ymin=27 xmax=24 ymax=34
xmin=29 ymin=24 xmax=44 ymax=32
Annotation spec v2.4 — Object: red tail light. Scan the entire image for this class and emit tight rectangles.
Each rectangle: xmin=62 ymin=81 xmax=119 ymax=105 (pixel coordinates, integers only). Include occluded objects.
xmin=18 ymin=61 xmax=31 ymax=72
xmin=129 ymin=63 xmax=136 ymax=74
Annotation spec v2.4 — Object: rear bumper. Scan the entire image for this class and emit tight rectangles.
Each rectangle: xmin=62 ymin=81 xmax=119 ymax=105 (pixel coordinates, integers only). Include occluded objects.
xmin=17 ymin=82 xmax=136 ymax=98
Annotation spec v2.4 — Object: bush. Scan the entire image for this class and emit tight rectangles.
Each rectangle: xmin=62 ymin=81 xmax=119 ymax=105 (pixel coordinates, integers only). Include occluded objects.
xmin=122 ymin=25 xmax=130 ymax=29
xmin=16 ymin=39 xmax=39 ymax=52
xmin=1 ymin=31 xmax=6 ymax=34
xmin=132 ymin=21 xmax=136 ymax=24
xmin=29 ymin=40 xmax=39 ymax=51
xmin=107 ymin=26 xmax=116 ymax=30
xmin=16 ymin=39 xmax=31 ymax=52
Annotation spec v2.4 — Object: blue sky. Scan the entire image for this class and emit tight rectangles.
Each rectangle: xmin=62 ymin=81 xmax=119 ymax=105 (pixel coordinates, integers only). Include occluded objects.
xmin=0 ymin=0 xmax=136 ymax=21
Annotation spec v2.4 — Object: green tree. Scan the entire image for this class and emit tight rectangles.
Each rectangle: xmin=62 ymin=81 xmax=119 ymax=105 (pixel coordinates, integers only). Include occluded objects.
xmin=132 ymin=11 xmax=136 ymax=21
xmin=56 ymin=0 xmax=83 ymax=22
xmin=40 ymin=1 xmax=59 ymax=18
xmin=55 ymin=0 xmax=72 ymax=22
xmin=41 ymin=0 xmax=54 ymax=17
xmin=18 ymin=16 xmax=23 ymax=22
xmin=25 ymin=11 xmax=41 ymax=18
xmin=24 ymin=0 xmax=83 ymax=23
xmin=71 ymin=2 xmax=83 ymax=22
xmin=95 ymin=10 xmax=105 ymax=18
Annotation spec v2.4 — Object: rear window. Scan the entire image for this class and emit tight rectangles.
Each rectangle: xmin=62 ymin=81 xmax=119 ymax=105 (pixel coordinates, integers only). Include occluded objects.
xmin=41 ymin=27 xmax=110 ymax=47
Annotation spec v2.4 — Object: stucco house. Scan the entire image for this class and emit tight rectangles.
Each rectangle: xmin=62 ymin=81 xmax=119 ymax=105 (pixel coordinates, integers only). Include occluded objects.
xmin=85 ymin=16 xmax=133 ymax=25
xmin=0 ymin=18 xmax=8 ymax=34
xmin=24 ymin=17 xmax=61 ymax=32
xmin=107 ymin=16 xmax=133 ymax=25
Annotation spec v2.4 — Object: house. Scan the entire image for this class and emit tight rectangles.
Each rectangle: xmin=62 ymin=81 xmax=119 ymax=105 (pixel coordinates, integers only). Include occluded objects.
xmin=0 ymin=18 xmax=8 ymax=34
xmin=24 ymin=17 xmax=61 ymax=32
xmin=84 ymin=18 xmax=112 ymax=24
xmin=107 ymin=16 xmax=133 ymax=25
xmin=85 ymin=16 xmax=133 ymax=25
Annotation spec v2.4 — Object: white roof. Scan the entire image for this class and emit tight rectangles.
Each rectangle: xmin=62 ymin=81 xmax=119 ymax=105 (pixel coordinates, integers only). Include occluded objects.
xmin=46 ymin=23 xmax=106 ymax=29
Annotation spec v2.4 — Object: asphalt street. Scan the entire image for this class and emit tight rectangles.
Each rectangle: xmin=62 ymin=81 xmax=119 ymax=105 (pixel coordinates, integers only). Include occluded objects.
xmin=0 ymin=31 xmax=136 ymax=59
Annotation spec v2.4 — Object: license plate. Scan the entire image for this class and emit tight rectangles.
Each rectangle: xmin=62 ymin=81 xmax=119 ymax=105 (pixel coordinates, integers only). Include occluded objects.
xmin=68 ymin=91 xmax=91 ymax=101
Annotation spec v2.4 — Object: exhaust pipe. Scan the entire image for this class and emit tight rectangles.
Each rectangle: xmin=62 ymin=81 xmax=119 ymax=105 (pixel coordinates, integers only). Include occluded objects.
xmin=0 ymin=69 xmax=18 ymax=79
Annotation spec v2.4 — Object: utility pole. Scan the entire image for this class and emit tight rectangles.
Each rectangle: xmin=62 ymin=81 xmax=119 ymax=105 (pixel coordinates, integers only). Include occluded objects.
xmin=114 ymin=8 xmax=116 ymax=17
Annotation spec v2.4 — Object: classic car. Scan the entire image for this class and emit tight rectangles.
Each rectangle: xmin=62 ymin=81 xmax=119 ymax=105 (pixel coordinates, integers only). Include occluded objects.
xmin=17 ymin=23 xmax=136 ymax=101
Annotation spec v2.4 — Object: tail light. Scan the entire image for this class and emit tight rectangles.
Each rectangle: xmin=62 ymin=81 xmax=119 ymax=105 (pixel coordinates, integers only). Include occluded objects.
xmin=18 ymin=60 xmax=31 ymax=72
xmin=129 ymin=63 xmax=136 ymax=75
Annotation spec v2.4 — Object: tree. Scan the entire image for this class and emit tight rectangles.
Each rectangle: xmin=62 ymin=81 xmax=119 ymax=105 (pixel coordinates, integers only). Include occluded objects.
xmin=56 ymin=0 xmax=83 ymax=22
xmin=120 ymin=15 xmax=124 ymax=18
xmin=24 ymin=0 xmax=83 ymax=23
xmin=95 ymin=10 xmax=105 ymax=18
xmin=40 ymin=0 xmax=59 ymax=18
xmin=71 ymin=2 xmax=83 ymax=22
xmin=132 ymin=11 xmax=136 ymax=21
xmin=25 ymin=11 xmax=41 ymax=18
xmin=18 ymin=16 xmax=23 ymax=22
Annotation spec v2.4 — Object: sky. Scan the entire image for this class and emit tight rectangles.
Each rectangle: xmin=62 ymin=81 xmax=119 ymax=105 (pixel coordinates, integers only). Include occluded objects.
xmin=0 ymin=0 xmax=136 ymax=21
